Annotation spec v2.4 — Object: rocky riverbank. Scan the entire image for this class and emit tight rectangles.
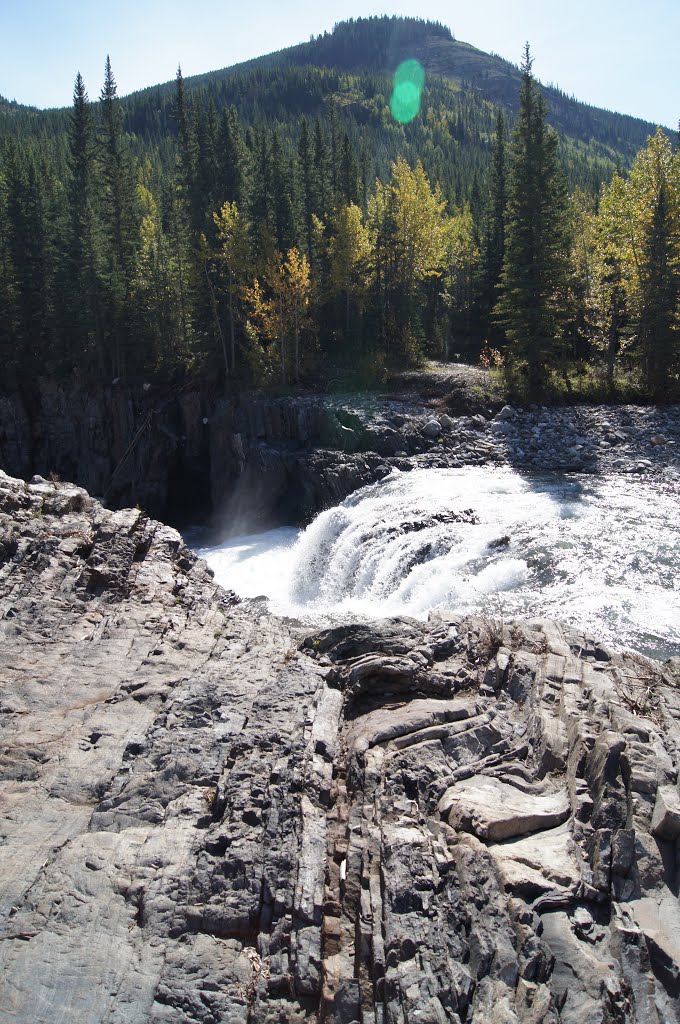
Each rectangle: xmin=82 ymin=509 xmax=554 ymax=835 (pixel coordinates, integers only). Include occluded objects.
xmin=1 ymin=374 xmax=678 ymax=531
xmin=2 ymin=470 xmax=680 ymax=1022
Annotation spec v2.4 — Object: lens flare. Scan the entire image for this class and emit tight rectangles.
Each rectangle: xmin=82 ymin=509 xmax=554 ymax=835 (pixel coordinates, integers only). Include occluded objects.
xmin=390 ymin=59 xmax=425 ymax=123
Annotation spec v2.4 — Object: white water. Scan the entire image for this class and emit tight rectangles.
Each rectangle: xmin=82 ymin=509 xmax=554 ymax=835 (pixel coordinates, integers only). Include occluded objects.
xmin=196 ymin=467 xmax=680 ymax=660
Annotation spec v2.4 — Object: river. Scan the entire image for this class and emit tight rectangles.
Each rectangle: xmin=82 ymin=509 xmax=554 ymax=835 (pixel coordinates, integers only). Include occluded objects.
xmin=193 ymin=466 xmax=680 ymax=661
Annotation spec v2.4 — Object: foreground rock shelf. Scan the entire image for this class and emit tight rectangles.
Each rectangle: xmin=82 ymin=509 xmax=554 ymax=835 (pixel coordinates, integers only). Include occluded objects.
xmin=2 ymin=470 xmax=680 ymax=1023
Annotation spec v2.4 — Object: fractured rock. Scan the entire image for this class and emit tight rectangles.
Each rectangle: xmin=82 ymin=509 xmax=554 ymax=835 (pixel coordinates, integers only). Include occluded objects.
xmin=2 ymin=470 xmax=680 ymax=1022
xmin=438 ymin=776 xmax=570 ymax=841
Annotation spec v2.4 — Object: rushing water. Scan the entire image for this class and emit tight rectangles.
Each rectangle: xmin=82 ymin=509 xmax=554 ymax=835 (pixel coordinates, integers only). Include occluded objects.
xmin=195 ymin=467 xmax=680 ymax=660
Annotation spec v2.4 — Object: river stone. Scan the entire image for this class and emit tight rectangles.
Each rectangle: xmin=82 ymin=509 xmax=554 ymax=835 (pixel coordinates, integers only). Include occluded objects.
xmin=422 ymin=417 xmax=442 ymax=438
xmin=438 ymin=777 xmax=570 ymax=840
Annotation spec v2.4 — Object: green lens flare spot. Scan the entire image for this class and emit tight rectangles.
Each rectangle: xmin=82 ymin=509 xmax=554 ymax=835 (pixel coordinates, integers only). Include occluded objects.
xmin=390 ymin=59 xmax=425 ymax=123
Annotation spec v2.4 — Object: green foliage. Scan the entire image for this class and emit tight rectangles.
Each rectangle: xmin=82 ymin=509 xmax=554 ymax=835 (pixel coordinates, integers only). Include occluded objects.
xmin=0 ymin=19 xmax=677 ymax=401
xmin=494 ymin=46 xmax=570 ymax=395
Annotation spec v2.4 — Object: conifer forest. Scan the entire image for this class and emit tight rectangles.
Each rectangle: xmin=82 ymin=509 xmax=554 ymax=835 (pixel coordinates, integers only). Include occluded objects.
xmin=0 ymin=16 xmax=678 ymax=401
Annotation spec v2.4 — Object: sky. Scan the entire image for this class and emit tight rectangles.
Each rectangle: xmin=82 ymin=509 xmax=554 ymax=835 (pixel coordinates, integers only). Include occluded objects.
xmin=1 ymin=0 xmax=678 ymax=128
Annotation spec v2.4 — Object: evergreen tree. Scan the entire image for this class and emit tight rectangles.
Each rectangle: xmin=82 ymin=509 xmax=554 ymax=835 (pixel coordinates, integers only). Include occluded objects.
xmin=312 ymin=117 xmax=329 ymax=219
xmin=217 ymin=107 xmax=248 ymax=209
xmin=99 ymin=55 xmax=137 ymax=378
xmin=6 ymin=154 xmax=56 ymax=376
xmin=339 ymin=133 xmax=359 ymax=206
xmin=174 ymin=66 xmax=200 ymax=234
xmin=479 ymin=109 xmax=506 ymax=334
xmin=271 ymin=130 xmax=297 ymax=252
xmin=66 ymin=72 xmax=103 ymax=373
xmin=327 ymin=96 xmax=340 ymax=206
xmin=196 ymin=98 xmax=219 ymax=225
xmin=249 ymin=125 xmax=274 ymax=261
xmin=0 ymin=162 xmax=18 ymax=380
xmin=494 ymin=46 xmax=570 ymax=394
xmin=591 ymin=175 xmax=629 ymax=394
xmin=298 ymin=117 xmax=315 ymax=259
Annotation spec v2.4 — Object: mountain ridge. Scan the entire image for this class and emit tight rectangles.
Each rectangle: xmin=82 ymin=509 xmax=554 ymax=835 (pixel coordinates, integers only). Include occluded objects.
xmin=1 ymin=14 xmax=667 ymax=145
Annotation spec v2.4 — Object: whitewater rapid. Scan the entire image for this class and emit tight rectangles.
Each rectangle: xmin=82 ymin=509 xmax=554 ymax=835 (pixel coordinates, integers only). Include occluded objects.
xmin=195 ymin=466 xmax=680 ymax=660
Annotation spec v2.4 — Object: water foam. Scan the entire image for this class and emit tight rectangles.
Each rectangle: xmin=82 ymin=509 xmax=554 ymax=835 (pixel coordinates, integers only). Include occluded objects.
xmin=196 ymin=467 xmax=680 ymax=659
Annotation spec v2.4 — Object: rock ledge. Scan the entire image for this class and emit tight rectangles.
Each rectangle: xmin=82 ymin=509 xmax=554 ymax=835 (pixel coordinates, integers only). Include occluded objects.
xmin=2 ymin=471 xmax=680 ymax=1022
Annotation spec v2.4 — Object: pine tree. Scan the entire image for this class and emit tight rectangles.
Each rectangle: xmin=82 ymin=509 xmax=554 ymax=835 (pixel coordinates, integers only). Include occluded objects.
xmin=66 ymin=72 xmax=103 ymax=373
xmin=174 ymin=66 xmax=200 ymax=234
xmin=217 ymin=107 xmax=248 ymax=209
xmin=313 ymin=118 xmax=328 ymax=218
xmin=271 ymin=130 xmax=296 ymax=252
xmin=327 ymin=96 xmax=340 ymax=207
xmin=196 ymin=98 xmax=219 ymax=225
xmin=99 ymin=55 xmax=137 ymax=378
xmin=494 ymin=46 xmax=569 ymax=395
xmin=339 ymin=133 xmax=359 ymax=206
xmin=0 ymin=161 xmax=18 ymax=381
xmin=479 ymin=109 xmax=506 ymax=334
xmin=5 ymin=154 xmax=56 ymax=377
xmin=249 ymin=125 xmax=276 ymax=264
xmin=591 ymin=175 xmax=629 ymax=394
xmin=298 ymin=117 xmax=315 ymax=259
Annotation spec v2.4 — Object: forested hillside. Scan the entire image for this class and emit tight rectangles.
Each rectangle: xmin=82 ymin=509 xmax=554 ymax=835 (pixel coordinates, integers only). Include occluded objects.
xmin=0 ymin=16 xmax=678 ymax=399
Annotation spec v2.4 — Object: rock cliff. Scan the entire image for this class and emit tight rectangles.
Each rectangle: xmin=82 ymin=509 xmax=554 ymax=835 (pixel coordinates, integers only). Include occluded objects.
xmin=3 ymin=379 xmax=677 ymax=533
xmin=2 ymin=470 xmax=680 ymax=1022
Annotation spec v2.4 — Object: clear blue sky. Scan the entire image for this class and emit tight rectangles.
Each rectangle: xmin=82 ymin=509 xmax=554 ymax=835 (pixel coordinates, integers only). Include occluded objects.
xmin=1 ymin=0 xmax=678 ymax=128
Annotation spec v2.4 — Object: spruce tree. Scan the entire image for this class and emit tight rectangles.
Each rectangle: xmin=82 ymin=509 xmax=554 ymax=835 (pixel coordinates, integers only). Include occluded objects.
xmin=99 ymin=55 xmax=137 ymax=378
xmin=298 ymin=117 xmax=315 ymax=259
xmin=174 ymin=66 xmax=200 ymax=234
xmin=271 ymin=130 xmax=296 ymax=252
xmin=327 ymin=96 xmax=340 ymax=207
xmin=66 ymin=72 xmax=103 ymax=373
xmin=494 ymin=46 xmax=569 ymax=395
xmin=6 ymin=154 xmax=56 ymax=377
xmin=312 ymin=118 xmax=329 ymax=219
xmin=339 ymin=133 xmax=359 ymax=206
xmin=217 ymin=107 xmax=247 ymax=209
xmin=479 ymin=109 xmax=506 ymax=335
xmin=0 ymin=161 xmax=19 ymax=382
xmin=196 ymin=98 xmax=219 ymax=225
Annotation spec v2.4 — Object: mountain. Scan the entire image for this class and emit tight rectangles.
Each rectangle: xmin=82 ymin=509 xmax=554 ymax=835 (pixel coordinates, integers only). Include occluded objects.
xmin=0 ymin=15 xmax=663 ymax=195
xmin=176 ymin=16 xmax=662 ymax=160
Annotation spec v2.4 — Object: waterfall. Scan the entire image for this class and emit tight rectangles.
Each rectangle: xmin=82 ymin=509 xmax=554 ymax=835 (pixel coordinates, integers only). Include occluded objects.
xmin=196 ymin=466 xmax=680 ymax=660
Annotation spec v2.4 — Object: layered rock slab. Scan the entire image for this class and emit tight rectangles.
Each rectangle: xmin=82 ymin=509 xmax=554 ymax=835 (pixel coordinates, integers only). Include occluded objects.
xmin=2 ymin=471 xmax=680 ymax=1021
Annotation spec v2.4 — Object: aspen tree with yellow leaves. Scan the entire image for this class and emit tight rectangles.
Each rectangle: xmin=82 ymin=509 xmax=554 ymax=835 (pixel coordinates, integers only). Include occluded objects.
xmin=587 ymin=131 xmax=680 ymax=396
xmin=368 ymin=157 xmax=446 ymax=359
xmin=246 ymin=248 xmax=312 ymax=384
xmin=213 ymin=200 xmax=251 ymax=374
xmin=328 ymin=203 xmax=373 ymax=333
